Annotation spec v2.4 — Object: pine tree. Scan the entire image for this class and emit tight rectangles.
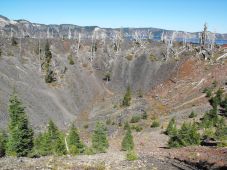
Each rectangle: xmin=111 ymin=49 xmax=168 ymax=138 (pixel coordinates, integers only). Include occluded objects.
xmin=220 ymin=96 xmax=227 ymax=116
xmin=6 ymin=93 xmax=33 ymax=157
xmin=165 ymin=117 xmax=177 ymax=136
xmin=67 ymin=124 xmax=84 ymax=154
xmin=47 ymin=120 xmax=66 ymax=155
xmin=0 ymin=130 xmax=7 ymax=157
xmin=168 ymin=122 xmax=200 ymax=148
xmin=34 ymin=132 xmax=51 ymax=156
xmin=34 ymin=120 xmax=66 ymax=156
xmin=121 ymin=127 xmax=134 ymax=151
xmin=43 ymin=41 xmax=55 ymax=83
xmin=53 ymin=132 xmax=66 ymax=156
xmin=122 ymin=86 xmax=131 ymax=106
xmin=45 ymin=41 xmax=52 ymax=63
xmin=92 ymin=122 xmax=109 ymax=153
xmin=47 ymin=120 xmax=59 ymax=141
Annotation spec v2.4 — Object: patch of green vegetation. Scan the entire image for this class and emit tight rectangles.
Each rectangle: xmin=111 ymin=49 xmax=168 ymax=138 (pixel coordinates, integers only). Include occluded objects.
xmin=168 ymin=122 xmax=200 ymax=148
xmin=34 ymin=120 xmax=66 ymax=156
xmin=106 ymin=118 xmax=111 ymax=125
xmin=68 ymin=54 xmax=75 ymax=65
xmin=122 ymin=126 xmax=134 ymax=151
xmin=167 ymin=88 xmax=227 ymax=148
xmin=0 ymin=131 xmax=6 ymax=157
xmin=122 ymin=86 xmax=131 ymax=107
xmin=149 ymin=54 xmax=157 ymax=62
xmin=126 ymin=150 xmax=138 ymax=161
xmin=6 ymin=93 xmax=34 ymax=157
xmin=92 ymin=122 xmax=109 ymax=153
xmin=141 ymin=111 xmax=147 ymax=119
xmin=84 ymin=162 xmax=106 ymax=170
xmin=131 ymin=125 xmax=143 ymax=132
xmin=189 ymin=111 xmax=197 ymax=118
xmin=203 ymin=87 xmax=212 ymax=97
xmin=43 ymin=41 xmax=56 ymax=83
xmin=165 ymin=117 xmax=177 ymax=136
xmin=83 ymin=124 xmax=89 ymax=129
xmin=103 ymin=72 xmax=111 ymax=81
xmin=150 ymin=119 xmax=160 ymax=128
xmin=45 ymin=70 xmax=56 ymax=83
xmin=84 ymin=147 xmax=96 ymax=155
xmin=130 ymin=115 xmax=141 ymax=123
xmin=67 ymin=123 xmax=85 ymax=154
xmin=124 ymin=121 xmax=130 ymax=130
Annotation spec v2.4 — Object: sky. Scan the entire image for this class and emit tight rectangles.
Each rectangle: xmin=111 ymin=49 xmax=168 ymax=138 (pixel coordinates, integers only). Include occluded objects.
xmin=0 ymin=0 xmax=227 ymax=33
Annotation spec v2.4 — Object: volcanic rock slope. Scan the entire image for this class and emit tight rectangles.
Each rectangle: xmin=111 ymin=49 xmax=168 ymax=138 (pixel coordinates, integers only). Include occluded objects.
xmin=0 ymin=15 xmax=184 ymax=129
xmin=0 ymin=15 xmax=226 ymax=131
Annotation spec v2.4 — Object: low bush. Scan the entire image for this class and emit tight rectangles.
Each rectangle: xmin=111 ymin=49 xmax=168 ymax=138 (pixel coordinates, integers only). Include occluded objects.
xmin=151 ymin=119 xmax=160 ymax=128
xmin=130 ymin=115 xmax=141 ymax=123
xmin=131 ymin=125 xmax=143 ymax=132
xmin=126 ymin=150 xmax=138 ymax=161
xmin=141 ymin=111 xmax=147 ymax=119
xmin=189 ymin=111 xmax=197 ymax=118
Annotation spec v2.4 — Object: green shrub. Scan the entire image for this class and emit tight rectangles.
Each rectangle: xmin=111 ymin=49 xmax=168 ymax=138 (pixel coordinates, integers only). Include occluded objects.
xmin=202 ymin=128 xmax=215 ymax=139
xmin=45 ymin=69 xmax=56 ymax=83
xmin=189 ymin=111 xmax=197 ymax=118
xmin=220 ymin=96 xmax=227 ymax=116
xmin=203 ymin=87 xmax=212 ymax=97
xmin=103 ymin=72 xmax=111 ymax=81
xmin=200 ymin=109 xmax=218 ymax=128
xmin=168 ymin=122 xmax=200 ymax=148
xmin=142 ymin=111 xmax=147 ymax=119
xmin=165 ymin=117 xmax=177 ymax=136
xmin=84 ymin=147 xmax=95 ymax=155
xmin=0 ymin=131 xmax=7 ymax=157
xmin=124 ymin=121 xmax=130 ymax=130
xmin=92 ymin=122 xmax=109 ymax=153
xmin=126 ymin=150 xmax=138 ymax=161
xmin=215 ymin=119 xmax=227 ymax=140
xmin=68 ymin=54 xmax=74 ymax=65
xmin=69 ymin=145 xmax=78 ymax=156
xmin=151 ymin=119 xmax=160 ymax=128
xmin=122 ymin=86 xmax=131 ymax=107
xmin=106 ymin=119 xmax=111 ymax=125
xmin=149 ymin=54 xmax=157 ymax=62
xmin=130 ymin=115 xmax=141 ymax=123
xmin=84 ymin=124 xmax=88 ymax=129
xmin=121 ymin=127 xmax=134 ymax=151
xmin=131 ymin=125 xmax=143 ymax=132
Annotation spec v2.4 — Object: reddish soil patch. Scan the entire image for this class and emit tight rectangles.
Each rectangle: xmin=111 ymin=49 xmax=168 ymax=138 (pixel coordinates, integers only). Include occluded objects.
xmin=178 ymin=58 xmax=196 ymax=78
xmin=169 ymin=146 xmax=227 ymax=169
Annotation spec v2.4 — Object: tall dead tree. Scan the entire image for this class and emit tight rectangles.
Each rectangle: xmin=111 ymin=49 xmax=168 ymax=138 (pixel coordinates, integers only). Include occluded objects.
xmin=201 ymin=23 xmax=208 ymax=46
xmin=113 ymin=29 xmax=124 ymax=52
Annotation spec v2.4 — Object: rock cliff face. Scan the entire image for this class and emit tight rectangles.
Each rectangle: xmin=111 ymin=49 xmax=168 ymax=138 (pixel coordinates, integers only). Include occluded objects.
xmin=0 ymin=15 xmax=196 ymax=129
